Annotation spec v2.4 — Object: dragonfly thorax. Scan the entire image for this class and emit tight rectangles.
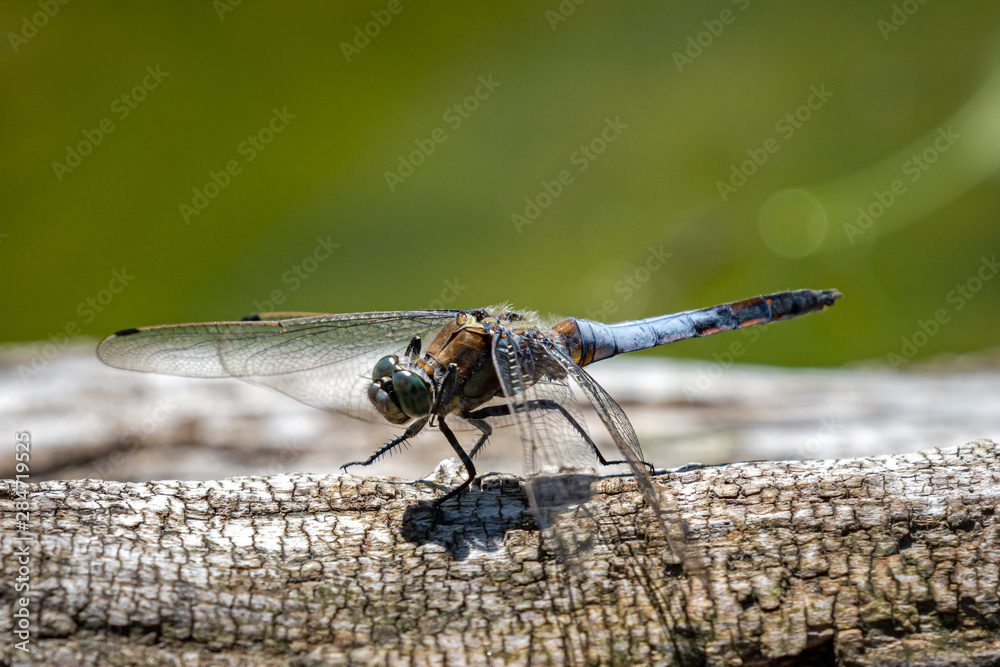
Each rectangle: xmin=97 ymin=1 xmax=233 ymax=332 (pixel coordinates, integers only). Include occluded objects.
xmin=367 ymin=354 xmax=434 ymax=425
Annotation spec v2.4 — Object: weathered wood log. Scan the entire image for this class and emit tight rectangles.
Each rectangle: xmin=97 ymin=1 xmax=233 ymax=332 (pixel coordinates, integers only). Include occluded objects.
xmin=2 ymin=440 xmax=998 ymax=666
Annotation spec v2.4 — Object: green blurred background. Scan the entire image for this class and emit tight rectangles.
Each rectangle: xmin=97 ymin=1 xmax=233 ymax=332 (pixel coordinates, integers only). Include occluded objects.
xmin=3 ymin=1 xmax=999 ymax=367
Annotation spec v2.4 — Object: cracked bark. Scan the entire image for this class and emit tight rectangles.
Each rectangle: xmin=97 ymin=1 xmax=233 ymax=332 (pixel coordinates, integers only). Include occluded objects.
xmin=1 ymin=441 xmax=998 ymax=666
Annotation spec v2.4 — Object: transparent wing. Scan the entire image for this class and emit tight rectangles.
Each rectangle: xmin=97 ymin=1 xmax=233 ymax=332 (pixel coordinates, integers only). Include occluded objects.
xmin=538 ymin=333 xmax=692 ymax=569
xmin=491 ymin=328 xmax=621 ymax=565
xmin=97 ymin=310 xmax=459 ymax=422
xmin=491 ymin=329 xmax=603 ymax=475
xmin=496 ymin=328 xmax=702 ymax=627
xmin=536 ymin=337 xmax=647 ymax=482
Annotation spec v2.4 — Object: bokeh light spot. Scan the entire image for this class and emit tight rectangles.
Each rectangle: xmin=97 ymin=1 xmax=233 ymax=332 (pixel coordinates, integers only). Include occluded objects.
xmin=758 ymin=188 xmax=828 ymax=258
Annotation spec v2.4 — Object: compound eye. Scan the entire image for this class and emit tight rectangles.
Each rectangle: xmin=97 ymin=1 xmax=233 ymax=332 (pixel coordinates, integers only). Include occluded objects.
xmin=367 ymin=382 xmax=409 ymax=424
xmin=391 ymin=370 xmax=432 ymax=418
xmin=372 ymin=355 xmax=399 ymax=381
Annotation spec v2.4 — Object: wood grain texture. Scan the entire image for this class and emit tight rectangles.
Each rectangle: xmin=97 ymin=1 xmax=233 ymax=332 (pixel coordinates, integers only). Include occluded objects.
xmin=4 ymin=345 xmax=1000 ymax=665
xmin=2 ymin=441 xmax=998 ymax=666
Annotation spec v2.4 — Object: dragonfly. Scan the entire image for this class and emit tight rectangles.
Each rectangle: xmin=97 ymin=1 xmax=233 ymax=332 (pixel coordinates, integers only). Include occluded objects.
xmin=97 ymin=288 xmax=840 ymax=561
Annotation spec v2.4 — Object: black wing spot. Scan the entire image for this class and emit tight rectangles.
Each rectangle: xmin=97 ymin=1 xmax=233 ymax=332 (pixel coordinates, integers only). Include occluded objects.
xmin=240 ymin=314 xmax=262 ymax=321
xmin=114 ymin=328 xmax=141 ymax=337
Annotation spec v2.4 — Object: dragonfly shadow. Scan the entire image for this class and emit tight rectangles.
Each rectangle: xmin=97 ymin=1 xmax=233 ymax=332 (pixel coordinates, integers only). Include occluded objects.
xmin=399 ymin=472 xmax=602 ymax=561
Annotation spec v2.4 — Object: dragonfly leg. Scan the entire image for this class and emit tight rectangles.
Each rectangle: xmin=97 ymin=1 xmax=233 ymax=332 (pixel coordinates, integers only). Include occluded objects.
xmin=465 ymin=418 xmax=492 ymax=459
xmin=432 ymin=363 xmax=460 ymax=414
xmin=341 ymin=417 xmax=428 ymax=471
xmin=432 ymin=417 xmax=477 ymax=507
xmin=467 ymin=401 xmax=655 ymax=474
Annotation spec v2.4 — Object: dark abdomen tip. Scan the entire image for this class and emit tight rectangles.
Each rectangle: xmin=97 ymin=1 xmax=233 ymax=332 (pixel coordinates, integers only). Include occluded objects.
xmin=768 ymin=289 xmax=842 ymax=320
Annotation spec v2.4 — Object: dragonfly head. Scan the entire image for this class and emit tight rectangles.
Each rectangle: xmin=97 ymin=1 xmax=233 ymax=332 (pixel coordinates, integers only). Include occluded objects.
xmin=367 ymin=354 xmax=433 ymax=424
